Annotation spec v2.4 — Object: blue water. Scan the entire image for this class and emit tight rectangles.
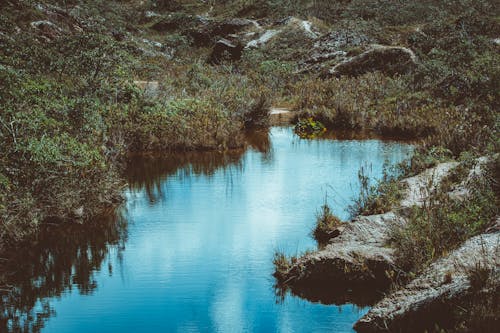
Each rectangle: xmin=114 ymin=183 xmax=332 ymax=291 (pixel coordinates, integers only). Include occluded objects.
xmin=5 ymin=127 xmax=413 ymax=333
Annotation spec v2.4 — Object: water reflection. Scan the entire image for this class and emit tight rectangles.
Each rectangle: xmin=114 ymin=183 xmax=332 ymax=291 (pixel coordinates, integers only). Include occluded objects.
xmin=0 ymin=127 xmax=413 ymax=333
xmin=0 ymin=214 xmax=127 ymax=332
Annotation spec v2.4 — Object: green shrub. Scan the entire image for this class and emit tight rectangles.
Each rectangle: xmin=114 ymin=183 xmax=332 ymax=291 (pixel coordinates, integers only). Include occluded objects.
xmin=294 ymin=117 xmax=326 ymax=138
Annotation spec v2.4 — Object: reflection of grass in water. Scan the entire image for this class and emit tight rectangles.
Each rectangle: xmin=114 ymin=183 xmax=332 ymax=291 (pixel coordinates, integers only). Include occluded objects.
xmin=125 ymin=151 xmax=246 ymax=203
xmin=125 ymin=130 xmax=272 ymax=202
xmin=0 ymin=213 xmax=128 ymax=333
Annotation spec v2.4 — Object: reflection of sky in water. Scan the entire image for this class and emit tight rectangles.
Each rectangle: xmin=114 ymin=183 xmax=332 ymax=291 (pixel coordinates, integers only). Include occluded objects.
xmin=42 ymin=127 xmax=412 ymax=333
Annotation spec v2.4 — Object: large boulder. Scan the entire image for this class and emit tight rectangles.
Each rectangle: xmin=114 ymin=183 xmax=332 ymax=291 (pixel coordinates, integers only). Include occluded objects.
xmin=208 ymin=38 xmax=244 ymax=64
xmin=328 ymin=45 xmax=417 ymax=77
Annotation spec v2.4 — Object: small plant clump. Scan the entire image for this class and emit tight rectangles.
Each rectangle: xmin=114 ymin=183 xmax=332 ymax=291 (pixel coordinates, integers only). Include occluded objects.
xmin=294 ymin=117 xmax=327 ymax=138
xmin=272 ymin=251 xmax=292 ymax=282
xmin=313 ymin=204 xmax=343 ymax=243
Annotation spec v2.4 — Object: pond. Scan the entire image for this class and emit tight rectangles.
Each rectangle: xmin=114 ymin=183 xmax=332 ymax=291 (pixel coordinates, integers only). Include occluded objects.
xmin=0 ymin=127 xmax=413 ymax=333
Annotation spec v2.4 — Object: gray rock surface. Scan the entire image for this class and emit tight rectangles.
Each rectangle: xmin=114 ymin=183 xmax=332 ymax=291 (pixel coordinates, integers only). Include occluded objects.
xmin=355 ymin=232 xmax=499 ymax=332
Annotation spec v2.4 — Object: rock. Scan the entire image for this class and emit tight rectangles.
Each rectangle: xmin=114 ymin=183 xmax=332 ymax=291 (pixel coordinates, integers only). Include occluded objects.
xmin=300 ymin=31 xmax=372 ymax=70
xmin=142 ymin=38 xmax=165 ymax=50
xmin=275 ymin=162 xmax=458 ymax=301
xmin=285 ymin=17 xmax=319 ymax=39
xmin=30 ymin=20 xmax=62 ymax=40
xmin=245 ymin=16 xmax=318 ymax=50
xmin=208 ymin=38 xmax=243 ymax=64
xmin=318 ymin=30 xmax=372 ymax=50
xmin=354 ymin=232 xmax=500 ymax=332
xmin=34 ymin=3 xmax=85 ymax=33
xmin=400 ymin=162 xmax=458 ymax=208
xmin=276 ymin=212 xmax=403 ymax=289
xmin=133 ymin=81 xmax=159 ymax=98
xmin=245 ymin=29 xmax=279 ymax=49
xmin=144 ymin=11 xmax=162 ymax=22
xmin=328 ymin=45 xmax=418 ymax=77
xmin=449 ymin=156 xmax=490 ymax=201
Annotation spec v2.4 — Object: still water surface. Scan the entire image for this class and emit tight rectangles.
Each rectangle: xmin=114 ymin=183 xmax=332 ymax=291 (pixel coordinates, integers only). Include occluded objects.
xmin=2 ymin=127 xmax=413 ymax=332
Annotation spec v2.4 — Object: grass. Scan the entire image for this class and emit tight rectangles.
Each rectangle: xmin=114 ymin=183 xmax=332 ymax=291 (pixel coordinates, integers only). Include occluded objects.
xmin=449 ymin=240 xmax=500 ymax=332
xmin=348 ymin=163 xmax=405 ymax=218
xmin=312 ymin=203 xmax=343 ymax=243
xmin=389 ymin=160 xmax=498 ymax=274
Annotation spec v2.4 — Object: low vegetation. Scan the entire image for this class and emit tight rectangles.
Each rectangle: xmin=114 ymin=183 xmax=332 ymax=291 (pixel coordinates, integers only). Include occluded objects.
xmin=348 ymin=164 xmax=405 ymax=218
xmin=0 ymin=1 xmax=499 ymax=328
xmin=312 ymin=203 xmax=343 ymax=243
xmin=389 ymin=157 xmax=498 ymax=274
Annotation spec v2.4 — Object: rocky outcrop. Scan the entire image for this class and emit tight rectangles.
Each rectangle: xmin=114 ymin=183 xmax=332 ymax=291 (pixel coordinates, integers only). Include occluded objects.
xmin=354 ymin=232 xmax=500 ymax=332
xmin=245 ymin=29 xmax=279 ymax=49
xmin=400 ymin=161 xmax=459 ymax=208
xmin=328 ymin=45 xmax=418 ymax=77
xmin=299 ymin=30 xmax=373 ymax=73
xmin=278 ymin=212 xmax=404 ymax=288
xmin=245 ymin=17 xmax=319 ymax=49
xmin=275 ymin=162 xmax=458 ymax=299
xmin=208 ymin=38 xmax=244 ymax=64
